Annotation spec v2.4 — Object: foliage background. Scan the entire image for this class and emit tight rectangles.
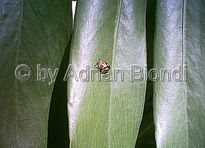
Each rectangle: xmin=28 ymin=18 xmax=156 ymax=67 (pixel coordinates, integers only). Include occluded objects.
xmin=0 ymin=0 xmax=204 ymax=148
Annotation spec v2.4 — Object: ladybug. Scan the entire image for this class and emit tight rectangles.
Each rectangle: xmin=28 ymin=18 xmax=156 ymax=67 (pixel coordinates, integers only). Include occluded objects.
xmin=94 ymin=60 xmax=110 ymax=74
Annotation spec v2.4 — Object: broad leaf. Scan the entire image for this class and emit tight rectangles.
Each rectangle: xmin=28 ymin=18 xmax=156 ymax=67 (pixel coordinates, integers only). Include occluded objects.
xmin=67 ymin=0 xmax=147 ymax=147
xmin=0 ymin=0 xmax=72 ymax=147
xmin=154 ymin=0 xmax=205 ymax=147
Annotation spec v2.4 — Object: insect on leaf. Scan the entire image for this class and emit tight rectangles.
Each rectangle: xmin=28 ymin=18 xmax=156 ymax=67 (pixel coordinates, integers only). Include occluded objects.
xmin=67 ymin=0 xmax=147 ymax=147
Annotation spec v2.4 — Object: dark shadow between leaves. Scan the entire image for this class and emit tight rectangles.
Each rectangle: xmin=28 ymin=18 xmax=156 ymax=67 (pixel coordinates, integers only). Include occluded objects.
xmin=135 ymin=0 xmax=156 ymax=147
xmin=47 ymin=37 xmax=72 ymax=148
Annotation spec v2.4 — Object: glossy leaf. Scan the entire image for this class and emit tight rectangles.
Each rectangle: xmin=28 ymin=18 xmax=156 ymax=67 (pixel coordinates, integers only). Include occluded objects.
xmin=0 ymin=0 xmax=72 ymax=147
xmin=154 ymin=0 xmax=205 ymax=147
xmin=68 ymin=0 xmax=147 ymax=147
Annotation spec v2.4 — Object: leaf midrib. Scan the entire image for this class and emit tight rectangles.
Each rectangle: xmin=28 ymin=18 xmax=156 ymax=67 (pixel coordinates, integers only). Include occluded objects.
xmin=14 ymin=0 xmax=23 ymax=112
xmin=108 ymin=0 xmax=122 ymax=147
xmin=181 ymin=0 xmax=189 ymax=147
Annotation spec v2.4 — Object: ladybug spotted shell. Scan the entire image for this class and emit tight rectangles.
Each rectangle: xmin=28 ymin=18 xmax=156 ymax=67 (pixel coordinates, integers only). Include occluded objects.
xmin=95 ymin=60 xmax=110 ymax=74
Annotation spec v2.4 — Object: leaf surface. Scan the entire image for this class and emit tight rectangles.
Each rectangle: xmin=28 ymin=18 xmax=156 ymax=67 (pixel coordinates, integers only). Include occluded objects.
xmin=0 ymin=0 xmax=72 ymax=147
xmin=154 ymin=0 xmax=205 ymax=147
xmin=68 ymin=0 xmax=147 ymax=147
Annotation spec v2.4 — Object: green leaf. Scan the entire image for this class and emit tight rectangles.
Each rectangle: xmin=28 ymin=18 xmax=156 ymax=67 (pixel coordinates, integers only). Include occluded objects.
xmin=0 ymin=0 xmax=72 ymax=147
xmin=154 ymin=0 xmax=205 ymax=147
xmin=68 ymin=0 xmax=147 ymax=147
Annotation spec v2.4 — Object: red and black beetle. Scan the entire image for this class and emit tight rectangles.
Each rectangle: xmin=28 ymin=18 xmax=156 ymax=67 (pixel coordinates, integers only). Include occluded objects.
xmin=94 ymin=60 xmax=110 ymax=74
